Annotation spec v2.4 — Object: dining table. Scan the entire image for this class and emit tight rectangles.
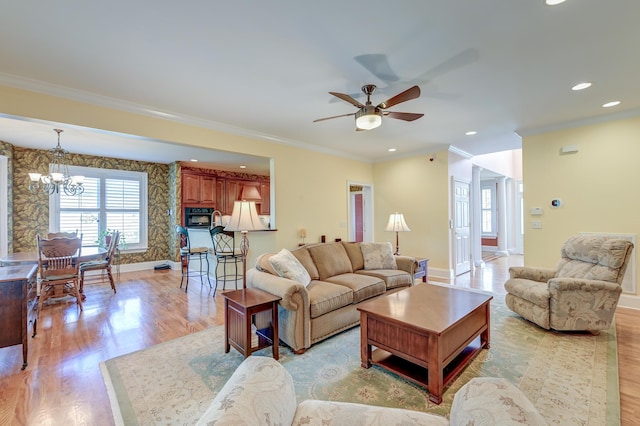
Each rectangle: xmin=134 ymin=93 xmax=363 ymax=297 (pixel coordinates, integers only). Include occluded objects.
xmin=0 ymin=246 xmax=108 ymax=301
xmin=0 ymin=246 xmax=107 ymax=267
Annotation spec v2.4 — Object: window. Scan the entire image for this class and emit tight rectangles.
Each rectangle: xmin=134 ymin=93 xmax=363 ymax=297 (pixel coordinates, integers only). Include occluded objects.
xmin=481 ymin=183 xmax=496 ymax=235
xmin=50 ymin=165 xmax=148 ymax=250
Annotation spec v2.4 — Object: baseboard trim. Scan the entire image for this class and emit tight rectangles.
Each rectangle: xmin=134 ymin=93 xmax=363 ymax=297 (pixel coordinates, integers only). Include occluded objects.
xmin=619 ymin=294 xmax=640 ymax=310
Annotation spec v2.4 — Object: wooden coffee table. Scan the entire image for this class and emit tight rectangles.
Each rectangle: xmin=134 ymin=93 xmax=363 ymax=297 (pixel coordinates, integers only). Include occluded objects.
xmin=358 ymin=284 xmax=492 ymax=404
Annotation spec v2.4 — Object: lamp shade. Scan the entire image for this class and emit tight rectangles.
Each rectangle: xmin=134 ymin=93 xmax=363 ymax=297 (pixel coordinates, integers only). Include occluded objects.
xmin=224 ymin=201 xmax=266 ymax=232
xmin=239 ymin=185 xmax=262 ymax=201
xmin=385 ymin=212 xmax=411 ymax=232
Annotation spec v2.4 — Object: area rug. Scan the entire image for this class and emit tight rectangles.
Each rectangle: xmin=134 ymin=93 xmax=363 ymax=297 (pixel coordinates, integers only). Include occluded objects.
xmin=101 ymin=294 xmax=620 ymax=425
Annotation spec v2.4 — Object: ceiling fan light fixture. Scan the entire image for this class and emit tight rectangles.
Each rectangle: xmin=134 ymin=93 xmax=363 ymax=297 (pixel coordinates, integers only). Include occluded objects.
xmin=355 ymin=106 xmax=382 ymax=130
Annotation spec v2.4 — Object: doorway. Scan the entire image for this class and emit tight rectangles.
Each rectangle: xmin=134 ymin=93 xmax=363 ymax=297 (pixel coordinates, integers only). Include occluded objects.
xmin=453 ymin=178 xmax=471 ymax=275
xmin=348 ymin=182 xmax=373 ymax=242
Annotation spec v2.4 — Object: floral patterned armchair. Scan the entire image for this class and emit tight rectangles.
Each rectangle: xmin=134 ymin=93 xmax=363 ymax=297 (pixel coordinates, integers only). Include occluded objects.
xmin=505 ymin=235 xmax=634 ymax=331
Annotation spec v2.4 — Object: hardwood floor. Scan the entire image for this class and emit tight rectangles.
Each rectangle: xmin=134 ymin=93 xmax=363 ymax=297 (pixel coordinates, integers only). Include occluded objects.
xmin=0 ymin=258 xmax=638 ymax=425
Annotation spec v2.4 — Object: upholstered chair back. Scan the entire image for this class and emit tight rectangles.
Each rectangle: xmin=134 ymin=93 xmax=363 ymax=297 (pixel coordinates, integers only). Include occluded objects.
xmin=555 ymin=235 xmax=634 ymax=284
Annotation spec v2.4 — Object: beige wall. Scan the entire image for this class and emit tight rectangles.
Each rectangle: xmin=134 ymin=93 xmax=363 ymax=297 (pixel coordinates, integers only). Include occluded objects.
xmin=523 ymin=115 xmax=640 ymax=298
xmin=0 ymin=85 xmax=374 ymax=267
xmin=373 ymin=150 xmax=451 ymax=275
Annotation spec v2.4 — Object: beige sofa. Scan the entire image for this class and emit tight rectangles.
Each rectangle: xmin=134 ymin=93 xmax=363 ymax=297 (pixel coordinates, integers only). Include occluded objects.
xmin=195 ymin=356 xmax=547 ymax=425
xmin=246 ymin=241 xmax=418 ymax=353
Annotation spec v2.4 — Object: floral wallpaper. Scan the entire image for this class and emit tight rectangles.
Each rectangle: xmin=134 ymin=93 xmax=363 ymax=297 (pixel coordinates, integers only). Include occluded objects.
xmin=12 ymin=146 xmax=174 ymax=265
xmin=0 ymin=141 xmax=14 ymax=253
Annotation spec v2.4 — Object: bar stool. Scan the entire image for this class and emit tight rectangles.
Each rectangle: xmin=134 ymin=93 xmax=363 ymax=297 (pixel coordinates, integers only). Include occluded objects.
xmin=210 ymin=225 xmax=244 ymax=294
xmin=175 ymin=225 xmax=211 ymax=292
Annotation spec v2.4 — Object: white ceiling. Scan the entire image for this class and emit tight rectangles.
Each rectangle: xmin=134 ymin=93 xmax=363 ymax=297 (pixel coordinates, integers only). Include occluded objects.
xmin=0 ymin=0 xmax=639 ymax=173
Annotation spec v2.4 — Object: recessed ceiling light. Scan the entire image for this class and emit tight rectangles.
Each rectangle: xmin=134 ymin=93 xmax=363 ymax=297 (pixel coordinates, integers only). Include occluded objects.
xmin=571 ymin=82 xmax=592 ymax=91
xmin=602 ymin=101 xmax=621 ymax=108
xmin=545 ymin=0 xmax=567 ymax=5
xmin=190 ymin=159 xmax=198 ymax=162
xmin=465 ymin=131 xmax=477 ymax=136
xmin=240 ymin=165 xmax=247 ymax=169
xmin=388 ymin=148 xmax=397 ymax=152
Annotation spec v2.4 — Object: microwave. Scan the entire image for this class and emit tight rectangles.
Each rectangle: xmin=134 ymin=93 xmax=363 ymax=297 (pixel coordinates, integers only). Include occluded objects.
xmin=184 ymin=207 xmax=215 ymax=229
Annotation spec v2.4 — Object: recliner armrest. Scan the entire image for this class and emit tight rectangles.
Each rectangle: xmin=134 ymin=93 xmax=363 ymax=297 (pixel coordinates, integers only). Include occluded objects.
xmin=509 ymin=266 xmax=556 ymax=282
xmin=548 ymin=277 xmax=622 ymax=294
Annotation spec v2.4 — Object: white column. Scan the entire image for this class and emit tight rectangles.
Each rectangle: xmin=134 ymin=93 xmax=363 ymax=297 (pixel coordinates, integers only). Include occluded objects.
xmin=472 ymin=166 xmax=484 ymax=268
xmin=496 ymin=176 xmax=509 ymax=257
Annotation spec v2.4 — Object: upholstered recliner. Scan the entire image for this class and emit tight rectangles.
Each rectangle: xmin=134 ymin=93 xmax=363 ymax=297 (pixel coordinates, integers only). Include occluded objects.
xmin=505 ymin=235 xmax=634 ymax=331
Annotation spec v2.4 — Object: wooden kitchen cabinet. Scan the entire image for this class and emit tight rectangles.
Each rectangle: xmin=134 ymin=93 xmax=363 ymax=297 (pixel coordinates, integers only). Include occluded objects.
xmin=259 ymin=180 xmax=270 ymax=215
xmin=0 ymin=264 xmax=38 ymax=370
xmin=182 ymin=172 xmax=216 ymax=205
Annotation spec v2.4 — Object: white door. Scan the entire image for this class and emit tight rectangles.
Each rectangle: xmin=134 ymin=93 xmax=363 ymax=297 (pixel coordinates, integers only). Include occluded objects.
xmin=454 ymin=179 xmax=471 ymax=275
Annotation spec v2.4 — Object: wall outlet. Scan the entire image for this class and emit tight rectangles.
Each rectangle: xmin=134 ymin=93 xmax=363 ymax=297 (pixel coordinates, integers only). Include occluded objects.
xmin=531 ymin=221 xmax=542 ymax=229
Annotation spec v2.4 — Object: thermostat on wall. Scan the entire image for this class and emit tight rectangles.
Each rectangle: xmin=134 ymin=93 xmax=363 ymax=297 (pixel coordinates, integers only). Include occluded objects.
xmin=530 ymin=207 xmax=543 ymax=216
xmin=550 ymin=199 xmax=563 ymax=208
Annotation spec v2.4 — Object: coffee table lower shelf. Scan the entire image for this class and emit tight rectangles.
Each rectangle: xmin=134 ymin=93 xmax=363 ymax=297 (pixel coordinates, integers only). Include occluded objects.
xmin=370 ymin=337 xmax=483 ymax=391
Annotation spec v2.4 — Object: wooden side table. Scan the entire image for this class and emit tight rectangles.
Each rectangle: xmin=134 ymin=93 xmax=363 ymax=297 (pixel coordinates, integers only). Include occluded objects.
xmin=222 ymin=288 xmax=281 ymax=360
xmin=414 ymin=257 xmax=429 ymax=283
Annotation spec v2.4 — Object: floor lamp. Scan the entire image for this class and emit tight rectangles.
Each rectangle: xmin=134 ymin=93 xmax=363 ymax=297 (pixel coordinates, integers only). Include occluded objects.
xmin=385 ymin=212 xmax=411 ymax=255
xmin=224 ymin=200 xmax=266 ymax=289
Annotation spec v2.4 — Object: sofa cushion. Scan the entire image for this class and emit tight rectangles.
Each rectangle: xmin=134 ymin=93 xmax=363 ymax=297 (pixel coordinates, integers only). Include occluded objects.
xmin=307 ymin=242 xmax=353 ymax=280
xmin=293 ymin=400 xmax=449 ymax=426
xmin=326 ymin=273 xmax=385 ymax=304
xmin=269 ymin=248 xmax=311 ymax=286
xmin=291 ymin=246 xmax=320 ymax=280
xmin=307 ymin=280 xmax=354 ymax=318
xmin=195 ymin=356 xmax=297 ymax=425
xmin=557 ymin=235 xmax=633 ymax=283
xmin=356 ymin=269 xmax=413 ymax=290
xmin=342 ymin=241 xmax=365 ymax=271
xmin=361 ymin=242 xmax=397 ymax=270
xmin=450 ymin=377 xmax=547 ymax=426
xmin=255 ymin=252 xmax=278 ymax=276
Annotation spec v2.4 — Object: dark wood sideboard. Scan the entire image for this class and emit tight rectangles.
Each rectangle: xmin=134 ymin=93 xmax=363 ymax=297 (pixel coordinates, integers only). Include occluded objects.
xmin=0 ymin=264 xmax=38 ymax=370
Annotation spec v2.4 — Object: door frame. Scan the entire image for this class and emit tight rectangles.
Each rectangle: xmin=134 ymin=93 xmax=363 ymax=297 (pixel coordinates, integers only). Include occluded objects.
xmin=347 ymin=181 xmax=373 ymax=242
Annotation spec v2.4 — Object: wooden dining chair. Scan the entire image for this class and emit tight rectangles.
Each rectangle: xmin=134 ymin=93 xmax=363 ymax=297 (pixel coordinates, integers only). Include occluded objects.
xmin=36 ymin=234 xmax=83 ymax=312
xmin=47 ymin=229 xmax=79 ymax=239
xmin=79 ymin=230 xmax=120 ymax=294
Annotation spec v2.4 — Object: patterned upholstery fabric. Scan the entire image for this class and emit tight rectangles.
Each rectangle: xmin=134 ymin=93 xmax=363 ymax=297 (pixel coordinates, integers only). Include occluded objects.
xmin=195 ymin=356 xmax=297 ymax=425
xmin=292 ymin=400 xmax=449 ymax=425
xmin=269 ymin=248 xmax=312 ymax=286
xmin=505 ymin=235 xmax=633 ymax=331
xmin=360 ymin=242 xmax=398 ymax=270
xmin=450 ymin=377 xmax=548 ymax=425
xmin=197 ymin=357 xmax=543 ymax=425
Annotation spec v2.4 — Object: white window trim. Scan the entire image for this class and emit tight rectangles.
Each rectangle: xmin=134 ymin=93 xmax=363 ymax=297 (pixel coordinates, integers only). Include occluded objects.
xmin=49 ymin=165 xmax=148 ymax=252
xmin=481 ymin=181 xmax=497 ymax=237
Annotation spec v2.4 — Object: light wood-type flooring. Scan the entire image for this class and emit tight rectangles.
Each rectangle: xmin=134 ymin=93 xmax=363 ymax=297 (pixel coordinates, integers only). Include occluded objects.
xmin=0 ymin=256 xmax=638 ymax=425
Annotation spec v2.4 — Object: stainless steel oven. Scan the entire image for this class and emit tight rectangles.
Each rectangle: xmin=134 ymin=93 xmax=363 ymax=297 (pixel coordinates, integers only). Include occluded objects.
xmin=184 ymin=207 xmax=215 ymax=229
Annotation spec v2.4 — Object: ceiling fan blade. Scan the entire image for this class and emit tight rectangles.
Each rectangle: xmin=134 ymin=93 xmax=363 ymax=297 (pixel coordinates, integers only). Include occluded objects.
xmin=377 ymin=85 xmax=421 ymax=109
xmin=384 ymin=111 xmax=424 ymax=122
xmin=313 ymin=112 xmax=355 ymax=123
xmin=329 ymin=92 xmax=364 ymax=108
xmin=354 ymin=54 xmax=400 ymax=83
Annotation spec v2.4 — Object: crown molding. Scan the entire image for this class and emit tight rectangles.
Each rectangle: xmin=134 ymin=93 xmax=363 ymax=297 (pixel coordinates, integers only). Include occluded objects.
xmin=517 ymin=108 xmax=640 ymax=137
xmin=0 ymin=72 xmax=370 ymax=164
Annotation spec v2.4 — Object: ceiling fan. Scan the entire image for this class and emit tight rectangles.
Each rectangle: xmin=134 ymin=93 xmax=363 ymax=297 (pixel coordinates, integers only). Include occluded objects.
xmin=313 ymin=84 xmax=424 ymax=130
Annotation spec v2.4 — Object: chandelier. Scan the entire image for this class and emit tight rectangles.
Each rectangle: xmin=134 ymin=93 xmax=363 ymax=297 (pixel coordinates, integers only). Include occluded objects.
xmin=28 ymin=129 xmax=85 ymax=196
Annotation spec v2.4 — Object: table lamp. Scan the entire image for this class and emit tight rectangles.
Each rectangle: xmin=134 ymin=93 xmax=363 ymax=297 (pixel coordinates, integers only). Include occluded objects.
xmin=385 ymin=212 xmax=411 ymax=255
xmin=224 ymin=200 xmax=266 ymax=289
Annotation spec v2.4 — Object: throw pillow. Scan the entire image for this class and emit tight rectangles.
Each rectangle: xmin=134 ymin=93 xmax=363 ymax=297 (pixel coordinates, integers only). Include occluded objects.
xmin=269 ymin=248 xmax=312 ymax=286
xmin=361 ymin=242 xmax=397 ymax=270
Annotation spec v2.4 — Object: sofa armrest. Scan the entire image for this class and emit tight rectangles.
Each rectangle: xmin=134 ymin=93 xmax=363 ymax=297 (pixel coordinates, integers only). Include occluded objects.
xmin=246 ymin=268 xmax=312 ymax=352
xmin=196 ymin=357 xmax=297 ymax=425
xmin=395 ymin=255 xmax=418 ymax=276
xmin=450 ymin=377 xmax=547 ymax=425
xmin=247 ymin=268 xmax=309 ymax=312
xmin=549 ymin=277 xmax=622 ymax=293
xmin=509 ymin=266 xmax=556 ymax=282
